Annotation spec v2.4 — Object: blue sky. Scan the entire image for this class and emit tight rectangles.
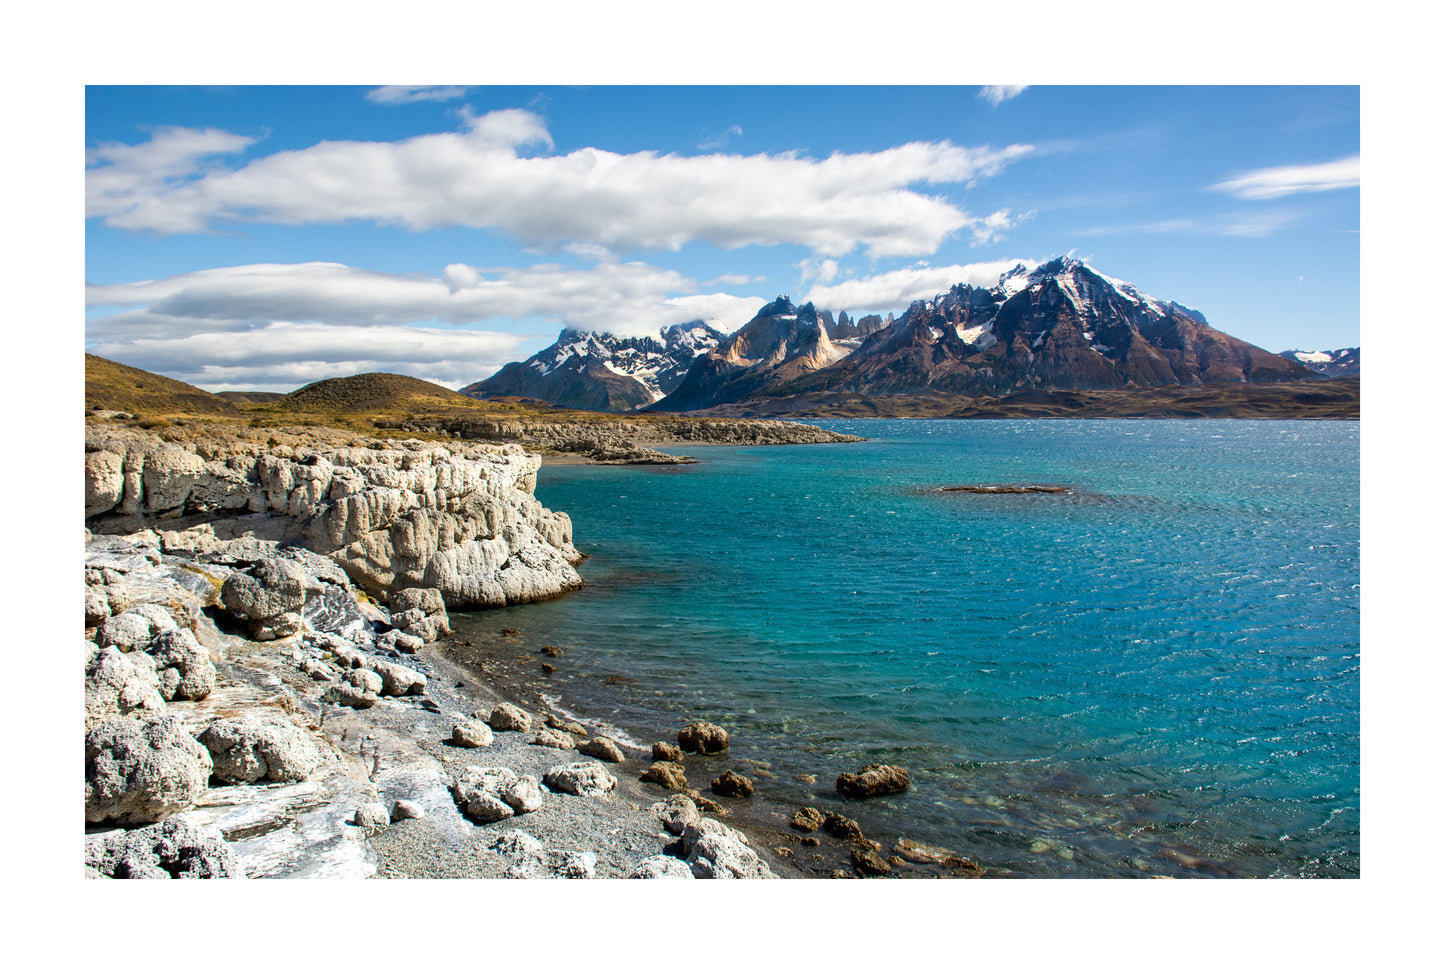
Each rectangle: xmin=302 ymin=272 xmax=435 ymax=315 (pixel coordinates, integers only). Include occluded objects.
xmin=85 ymin=84 xmax=1360 ymax=392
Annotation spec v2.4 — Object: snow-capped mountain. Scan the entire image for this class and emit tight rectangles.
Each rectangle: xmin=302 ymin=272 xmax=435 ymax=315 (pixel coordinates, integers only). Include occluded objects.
xmin=461 ymin=321 xmax=723 ymax=412
xmin=1278 ymin=347 xmax=1359 ymax=378
xmin=654 ymin=258 xmax=1314 ymax=409
xmin=649 ymin=297 xmax=855 ymax=411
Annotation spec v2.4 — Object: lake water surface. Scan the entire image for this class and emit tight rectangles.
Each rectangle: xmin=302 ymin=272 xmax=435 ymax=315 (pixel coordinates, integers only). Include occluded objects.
xmin=455 ymin=419 xmax=1360 ymax=878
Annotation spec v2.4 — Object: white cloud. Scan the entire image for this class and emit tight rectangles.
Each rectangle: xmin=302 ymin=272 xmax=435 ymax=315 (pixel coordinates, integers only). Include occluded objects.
xmin=703 ymin=273 xmax=764 ymax=286
xmin=698 ymin=124 xmax=743 ymax=150
xmin=366 ymin=86 xmax=471 ymax=105
xmin=84 ymin=259 xmax=772 ymax=391
xmin=795 ymin=257 xmax=840 ymax=285
xmin=86 ymin=127 xmax=257 ymax=232
xmin=979 ymin=85 xmax=1028 ymax=107
xmin=1210 ymin=155 xmax=1360 ymax=200
xmin=92 ymin=323 xmax=528 ymax=393
xmin=1071 ymin=210 xmax=1303 ymax=239
xmin=85 ymin=110 xmax=1034 ymax=257
xmin=801 ymin=258 xmax=1039 ymax=315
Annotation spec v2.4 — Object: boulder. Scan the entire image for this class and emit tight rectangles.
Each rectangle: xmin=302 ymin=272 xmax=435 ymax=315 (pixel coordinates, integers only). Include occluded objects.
xmin=144 ymin=627 xmax=216 ymax=702
xmin=85 ymin=645 xmax=165 ymax=731
xmin=84 ymin=814 xmax=241 ymax=878
xmin=545 ymin=714 xmax=587 ymax=736
xmin=531 ymin=729 xmax=575 ymax=750
xmin=790 ymin=806 xmax=824 ymax=832
xmin=577 ymin=737 xmax=626 ymax=764
xmin=502 ymin=775 xmax=543 ymax=815
xmin=378 ymin=629 xmax=425 ymax=654
xmin=711 ymin=769 xmax=754 ymax=798
xmin=677 ymin=721 xmax=729 ymax=754
xmin=542 ymin=761 xmax=616 ymax=797
xmin=651 ymin=741 xmax=684 ymax=762
xmin=389 ymin=587 xmax=446 ymax=615
xmin=391 ymin=607 xmax=445 ymax=643
xmin=851 ymin=848 xmax=892 ymax=877
xmin=628 ymin=855 xmax=694 ymax=879
xmin=221 ymin=558 xmax=320 ymax=638
xmin=391 ymin=800 xmax=424 ymax=822
xmin=641 ymin=761 xmax=688 ymax=791
xmin=489 ymin=702 xmax=532 ymax=732
xmin=196 ymin=716 xmax=321 ymax=784
xmin=95 ymin=604 xmax=180 ymax=652
xmin=353 ymin=802 xmax=391 ymax=832
xmin=85 ymin=715 xmax=213 ymax=825
xmin=453 ymin=766 xmax=536 ymax=823
xmin=372 ymin=659 xmax=426 ymax=697
xmin=836 ymin=763 xmax=911 ymax=799
xmin=681 ymin=818 xmax=777 ymax=879
xmin=658 ymin=793 xmax=700 ymax=835
xmin=85 ymin=450 xmax=126 ymax=517
xmin=451 ymin=721 xmax=495 ymax=748
xmin=822 ymin=811 xmax=866 ymax=841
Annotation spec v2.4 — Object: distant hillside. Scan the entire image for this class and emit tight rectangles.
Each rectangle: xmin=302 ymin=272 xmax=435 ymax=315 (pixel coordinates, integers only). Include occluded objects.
xmin=281 ymin=373 xmax=480 ymax=413
xmin=85 ymin=354 xmax=240 ymax=416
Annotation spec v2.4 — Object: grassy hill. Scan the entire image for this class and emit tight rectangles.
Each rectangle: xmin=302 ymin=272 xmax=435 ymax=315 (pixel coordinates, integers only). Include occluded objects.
xmin=85 ymin=354 xmax=240 ymax=418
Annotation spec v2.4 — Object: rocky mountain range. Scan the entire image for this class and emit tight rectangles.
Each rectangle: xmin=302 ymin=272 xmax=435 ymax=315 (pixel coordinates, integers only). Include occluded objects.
xmin=462 ymin=321 xmax=723 ymax=412
xmin=1278 ymin=347 xmax=1360 ymax=378
xmin=654 ymin=258 xmax=1316 ymax=410
xmin=456 ymin=259 xmax=1351 ymax=414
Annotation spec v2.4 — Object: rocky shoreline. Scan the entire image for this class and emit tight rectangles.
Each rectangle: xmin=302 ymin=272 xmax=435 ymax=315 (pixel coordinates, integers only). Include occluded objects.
xmin=84 ymin=420 xmax=954 ymax=880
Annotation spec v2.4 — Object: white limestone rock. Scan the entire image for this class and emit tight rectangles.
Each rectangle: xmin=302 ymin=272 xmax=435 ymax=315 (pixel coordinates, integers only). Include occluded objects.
xmin=144 ymin=627 xmax=216 ymax=702
xmin=85 ymin=715 xmax=213 ymax=825
xmin=95 ymin=603 xmax=180 ymax=652
xmin=372 ymin=659 xmax=426 ymax=697
xmin=85 ymin=814 xmax=242 ymax=878
xmin=85 ymin=645 xmax=166 ymax=731
xmin=628 ymin=855 xmax=695 ymax=879
xmin=197 ymin=716 xmax=322 ymax=785
xmin=85 ymin=450 xmax=125 ymax=518
xmin=542 ymin=761 xmax=617 ymax=798
xmin=453 ymin=766 xmax=533 ymax=823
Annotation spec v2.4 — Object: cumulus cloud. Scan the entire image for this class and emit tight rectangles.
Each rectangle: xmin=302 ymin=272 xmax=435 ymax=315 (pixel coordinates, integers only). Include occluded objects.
xmin=1210 ymin=155 xmax=1360 ymax=200
xmin=979 ymin=85 xmax=1028 ymax=107
xmin=85 ymin=110 xmax=1034 ymax=257
xmin=85 ymin=259 xmax=771 ymax=391
xmin=86 ymin=127 xmax=257 ymax=233
xmin=366 ymin=86 xmax=471 ymax=104
xmin=801 ymin=258 xmax=1039 ymax=315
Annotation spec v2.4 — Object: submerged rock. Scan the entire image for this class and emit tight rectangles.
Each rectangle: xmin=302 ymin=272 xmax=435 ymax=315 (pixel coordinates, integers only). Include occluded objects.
xmin=836 ymin=763 xmax=911 ymax=799
xmin=711 ymin=769 xmax=754 ymax=798
xmin=677 ymin=721 xmax=729 ymax=754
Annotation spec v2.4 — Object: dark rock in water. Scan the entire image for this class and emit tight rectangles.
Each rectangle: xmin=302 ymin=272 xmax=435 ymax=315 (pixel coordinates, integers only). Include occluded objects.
xmin=895 ymin=836 xmax=985 ymax=877
xmin=86 ymin=815 xmax=241 ymax=878
xmin=677 ymin=721 xmax=729 ymax=754
xmin=651 ymin=741 xmax=684 ymax=762
xmin=851 ymin=847 xmax=892 ymax=877
xmin=540 ymin=645 xmax=564 ymax=657
xmin=541 ymin=663 xmax=556 ymax=674
xmin=640 ymin=761 xmax=688 ymax=790
xmin=836 ymin=763 xmax=911 ymax=799
xmin=822 ymin=811 xmax=865 ymax=841
xmin=942 ymin=484 xmax=1072 ymax=495
xmin=790 ymin=806 xmax=824 ymax=832
xmin=711 ymin=769 xmax=754 ymax=798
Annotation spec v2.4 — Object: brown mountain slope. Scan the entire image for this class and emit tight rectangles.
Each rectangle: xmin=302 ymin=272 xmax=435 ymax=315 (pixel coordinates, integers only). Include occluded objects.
xmin=85 ymin=354 xmax=240 ymax=416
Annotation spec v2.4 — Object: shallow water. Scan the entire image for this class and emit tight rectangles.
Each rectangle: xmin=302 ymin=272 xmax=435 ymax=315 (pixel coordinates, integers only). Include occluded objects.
xmin=454 ymin=419 xmax=1360 ymax=878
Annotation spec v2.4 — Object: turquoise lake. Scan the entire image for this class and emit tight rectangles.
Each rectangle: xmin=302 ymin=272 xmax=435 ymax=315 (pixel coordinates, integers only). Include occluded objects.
xmin=455 ymin=419 xmax=1360 ymax=878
